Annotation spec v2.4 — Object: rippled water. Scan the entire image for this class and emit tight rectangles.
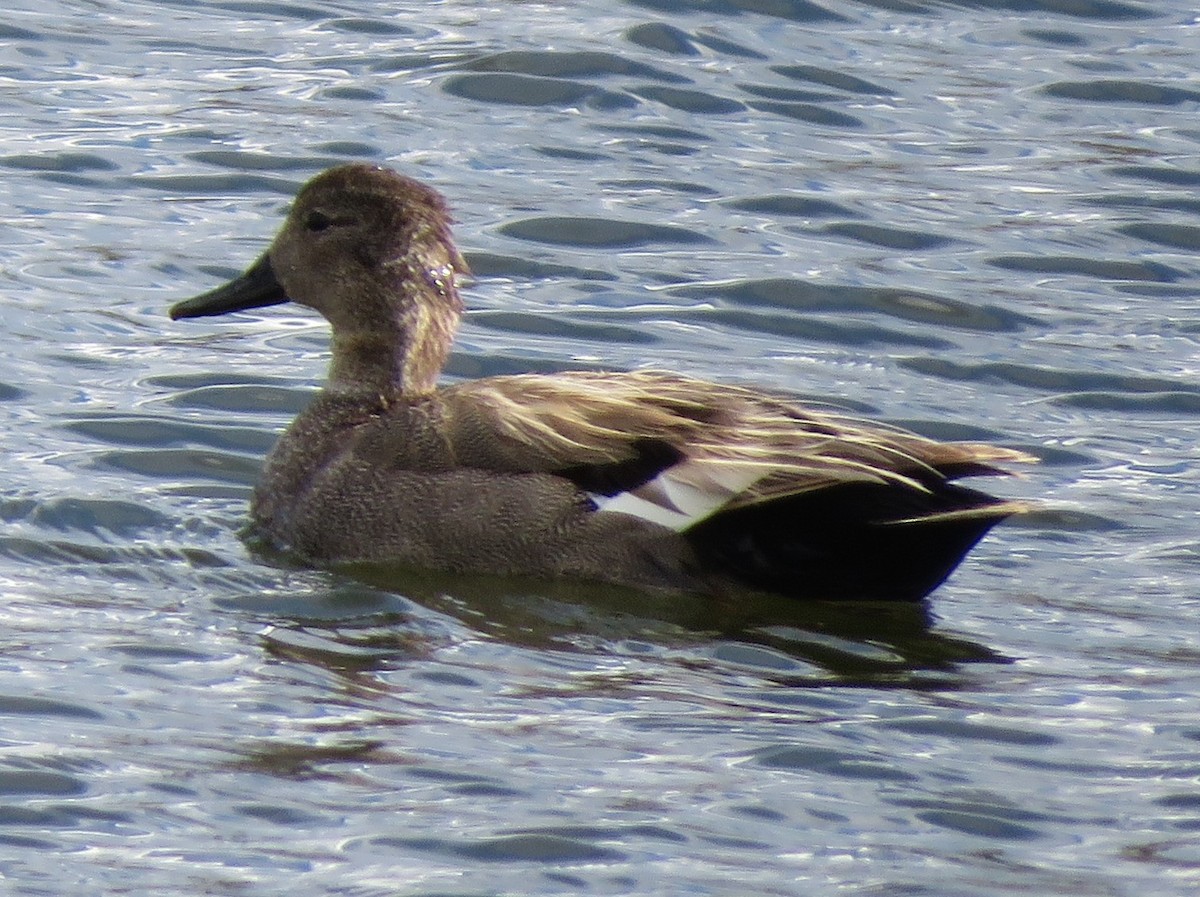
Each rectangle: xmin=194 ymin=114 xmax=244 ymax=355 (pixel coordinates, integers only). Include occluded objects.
xmin=2 ymin=1 xmax=1199 ymax=894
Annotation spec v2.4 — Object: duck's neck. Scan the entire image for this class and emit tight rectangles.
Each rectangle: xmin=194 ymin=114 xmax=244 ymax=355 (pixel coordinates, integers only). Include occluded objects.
xmin=327 ymin=301 xmax=459 ymax=397
xmin=323 ymin=244 xmax=467 ymax=398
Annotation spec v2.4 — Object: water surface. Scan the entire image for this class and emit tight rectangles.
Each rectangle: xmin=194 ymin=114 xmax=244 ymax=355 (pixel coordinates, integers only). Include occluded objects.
xmin=1 ymin=1 xmax=1199 ymax=895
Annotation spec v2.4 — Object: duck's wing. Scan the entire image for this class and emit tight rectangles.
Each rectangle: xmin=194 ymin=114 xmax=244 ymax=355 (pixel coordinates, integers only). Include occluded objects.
xmin=442 ymin=371 xmax=1034 ymax=532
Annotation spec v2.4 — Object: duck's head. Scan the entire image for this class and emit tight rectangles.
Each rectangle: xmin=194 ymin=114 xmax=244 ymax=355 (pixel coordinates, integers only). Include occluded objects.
xmin=170 ymin=163 xmax=469 ymax=395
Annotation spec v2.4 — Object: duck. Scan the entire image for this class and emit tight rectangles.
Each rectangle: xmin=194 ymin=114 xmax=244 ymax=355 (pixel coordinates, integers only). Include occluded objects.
xmin=169 ymin=163 xmax=1033 ymax=602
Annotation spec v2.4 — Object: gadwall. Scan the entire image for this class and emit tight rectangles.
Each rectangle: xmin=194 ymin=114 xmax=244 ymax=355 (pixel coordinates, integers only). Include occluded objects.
xmin=170 ymin=164 xmax=1032 ymax=601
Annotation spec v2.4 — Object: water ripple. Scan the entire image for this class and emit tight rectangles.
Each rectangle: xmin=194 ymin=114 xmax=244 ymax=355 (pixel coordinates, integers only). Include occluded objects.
xmin=1118 ymin=223 xmax=1200 ymax=251
xmin=627 ymin=0 xmax=848 ymax=23
xmin=900 ymin=357 xmax=1200 ymax=397
xmin=724 ymin=194 xmax=855 ymax=217
xmin=822 ymin=221 xmax=955 ymax=250
xmin=770 ymin=64 xmax=893 ymax=95
xmin=499 ymin=216 xmax=715 ymax=248
xmin=1042 ymin=80 xmax=1200 ymax=105
xmin=674 ymin=278 xmax=1029 ymax=332
xmin=744 ymin=100 xmax=863 ymax=127
xmin=747 ymin=744 xmax=920 ymax=782
xmin=988 ymin=255 xmax=1180 ymax=282
xmin=458 ymin=49 xmax=687 ymax=84
xmin=442 ymin=73 xmax=604 ymax=107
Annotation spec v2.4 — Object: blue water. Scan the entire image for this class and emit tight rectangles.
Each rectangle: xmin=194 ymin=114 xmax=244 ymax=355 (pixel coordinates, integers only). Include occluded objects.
xmin=1 ymin=1 xmax=1199 ymax=894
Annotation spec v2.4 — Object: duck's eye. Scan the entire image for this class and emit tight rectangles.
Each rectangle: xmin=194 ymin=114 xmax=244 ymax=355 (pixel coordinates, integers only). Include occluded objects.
xmin=305 ymin=210 xmax=334 ymax=233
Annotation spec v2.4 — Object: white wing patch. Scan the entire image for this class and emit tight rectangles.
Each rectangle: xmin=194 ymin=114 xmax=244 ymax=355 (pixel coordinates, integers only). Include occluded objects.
xmin=591 ymin=459 xmax=766 ymax=531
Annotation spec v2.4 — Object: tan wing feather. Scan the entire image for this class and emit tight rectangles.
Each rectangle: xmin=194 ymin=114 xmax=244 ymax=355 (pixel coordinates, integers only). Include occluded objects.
xmin=446 ymin=370 xmax=1034 ymax=514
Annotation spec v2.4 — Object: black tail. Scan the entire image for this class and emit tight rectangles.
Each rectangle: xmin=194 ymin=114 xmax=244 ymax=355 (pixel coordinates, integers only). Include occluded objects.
xmin=686 ymin=480 xmax=1018 ymax=602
